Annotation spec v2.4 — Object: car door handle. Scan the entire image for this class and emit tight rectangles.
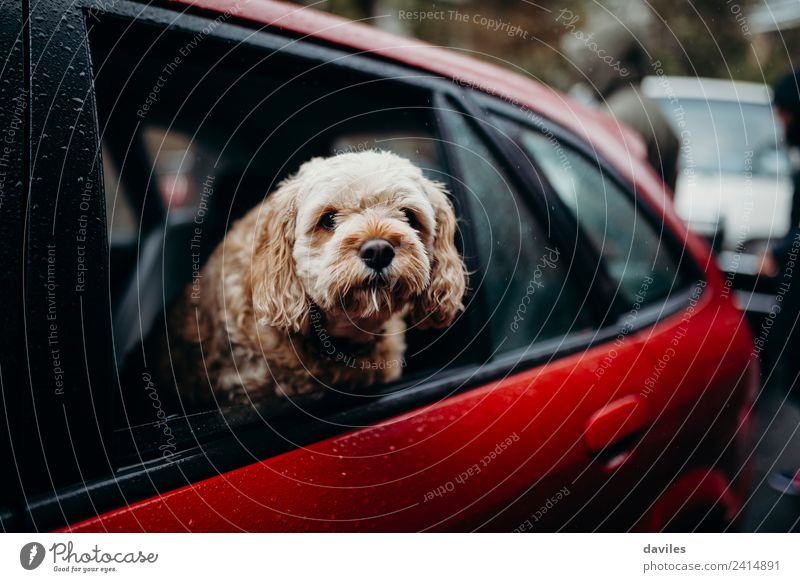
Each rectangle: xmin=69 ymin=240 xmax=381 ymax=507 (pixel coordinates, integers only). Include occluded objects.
xmin=584 ymin=394 xmax=647 ymax=454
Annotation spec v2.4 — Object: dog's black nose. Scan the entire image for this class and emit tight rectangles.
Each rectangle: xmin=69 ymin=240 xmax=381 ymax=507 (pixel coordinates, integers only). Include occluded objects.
xmin=359 ymin=239 xmax=395 ymax=271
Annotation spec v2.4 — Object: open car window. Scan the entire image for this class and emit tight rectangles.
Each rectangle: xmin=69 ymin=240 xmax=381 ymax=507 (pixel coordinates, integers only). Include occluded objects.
xmin=90 ymin=16 xmax=477 ymax=467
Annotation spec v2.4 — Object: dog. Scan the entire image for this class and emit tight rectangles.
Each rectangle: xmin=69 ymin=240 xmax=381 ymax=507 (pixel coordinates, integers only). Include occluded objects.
xmin=165 ymin=150 xmax=467 ymax=407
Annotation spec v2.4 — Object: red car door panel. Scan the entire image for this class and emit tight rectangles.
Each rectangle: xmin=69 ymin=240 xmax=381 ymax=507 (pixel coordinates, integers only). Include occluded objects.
xmin=63 ymin=279 xmax=751 ymax=532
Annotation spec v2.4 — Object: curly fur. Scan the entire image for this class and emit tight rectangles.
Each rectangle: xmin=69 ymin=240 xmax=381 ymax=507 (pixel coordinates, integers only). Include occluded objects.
xmin=165 ymin=151 xmax=467 ymax=407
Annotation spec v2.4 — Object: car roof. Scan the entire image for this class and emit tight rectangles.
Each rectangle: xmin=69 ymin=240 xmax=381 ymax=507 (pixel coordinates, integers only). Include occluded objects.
xmin=641 ymin=75 xmax=773 ymax=105
xmin=169 ymin=0 xmax=648 ymax=165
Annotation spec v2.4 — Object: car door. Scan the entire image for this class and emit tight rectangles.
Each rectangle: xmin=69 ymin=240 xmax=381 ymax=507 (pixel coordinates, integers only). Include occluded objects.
xmin=486 ymin=101 xmax=755 ymax=530
xmin=420 ymin=100 xmax=721 ymax=531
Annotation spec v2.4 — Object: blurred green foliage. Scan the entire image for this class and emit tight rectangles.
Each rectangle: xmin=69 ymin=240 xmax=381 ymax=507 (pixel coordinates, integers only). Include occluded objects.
xmin=291 ymin=0 xmax=798 ymax=89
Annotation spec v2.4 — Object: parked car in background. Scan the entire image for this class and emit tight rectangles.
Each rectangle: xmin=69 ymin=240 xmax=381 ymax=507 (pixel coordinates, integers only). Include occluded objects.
xmin=644 ymin=76 xmax=793 ymax=326
xmin=643 ymin=76 xmax=793 ymax=255
xmin=0 ymin=0 xmax=756 ymax=533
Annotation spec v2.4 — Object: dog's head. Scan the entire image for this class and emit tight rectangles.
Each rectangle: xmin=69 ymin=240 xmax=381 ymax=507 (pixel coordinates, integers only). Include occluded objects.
xmin=251 ymin=150 xmax=466 ymax=335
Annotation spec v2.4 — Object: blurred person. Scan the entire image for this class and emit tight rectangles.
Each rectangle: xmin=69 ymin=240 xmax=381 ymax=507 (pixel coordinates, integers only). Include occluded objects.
xmin=761 ymin=68 xmax=800 ymax=278
xmin=562 ymin=20 xmax=680 ymax=193
xmin=763 ymin=67 xmax=800 ymax=496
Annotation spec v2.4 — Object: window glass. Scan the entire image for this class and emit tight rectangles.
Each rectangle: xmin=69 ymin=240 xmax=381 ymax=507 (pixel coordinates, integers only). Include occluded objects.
xmin=516 ymin=125 xmax=688 ymax=307
xmin=440 ymin=107 xmax=593 ymax=355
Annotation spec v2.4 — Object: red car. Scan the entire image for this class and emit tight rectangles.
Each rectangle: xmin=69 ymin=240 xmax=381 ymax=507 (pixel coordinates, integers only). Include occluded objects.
xmin=0 ymin=0 xmax=755 ymax=532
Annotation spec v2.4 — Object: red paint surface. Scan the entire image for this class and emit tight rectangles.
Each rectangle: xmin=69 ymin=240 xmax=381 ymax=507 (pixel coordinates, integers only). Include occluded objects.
xmin=63 ymin=0 xmax=755 ymax=531
xmin=66 ymin=289 xmax=754 ymax=531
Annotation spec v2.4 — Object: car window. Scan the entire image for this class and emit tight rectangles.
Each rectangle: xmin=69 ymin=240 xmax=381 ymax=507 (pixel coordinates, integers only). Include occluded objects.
xmin=439 ymin=107 xmax=593 ymax=356
xmin=513 ymin=123 xmax=688 ymax=308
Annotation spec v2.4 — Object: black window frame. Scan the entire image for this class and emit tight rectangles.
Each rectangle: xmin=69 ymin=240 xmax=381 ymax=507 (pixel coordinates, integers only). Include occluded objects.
xmin=13 ymin=0 xmax=117 ymax=532
xmin=0 ymin=1 xmax=29 ymax=532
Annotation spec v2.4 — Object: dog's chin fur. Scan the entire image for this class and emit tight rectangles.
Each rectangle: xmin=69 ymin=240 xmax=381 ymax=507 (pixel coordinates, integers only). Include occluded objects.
xmin=317 ymin=266 xmax=426 ymax=322
xmin=165 ymin=150 xmax=467 ymax=408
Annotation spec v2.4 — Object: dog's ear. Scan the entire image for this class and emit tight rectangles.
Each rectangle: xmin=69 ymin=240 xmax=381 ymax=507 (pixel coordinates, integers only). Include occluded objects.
xmin=410 ymin=179 xmax=467 ymax=329
xmin=250 ymin=179 xmax=309 ymax=333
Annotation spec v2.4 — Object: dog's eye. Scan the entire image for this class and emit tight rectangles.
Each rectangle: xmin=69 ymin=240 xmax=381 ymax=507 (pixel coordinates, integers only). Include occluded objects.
xmin=318 ymin=211 xmax=337 ymax=231
xmin=401 ymin=208 xmax=421 ymax=231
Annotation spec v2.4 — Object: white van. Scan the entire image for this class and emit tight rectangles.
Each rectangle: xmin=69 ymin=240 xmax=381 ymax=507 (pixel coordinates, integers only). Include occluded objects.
xmin=642 ymin=75 xmax=793 ymax=263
